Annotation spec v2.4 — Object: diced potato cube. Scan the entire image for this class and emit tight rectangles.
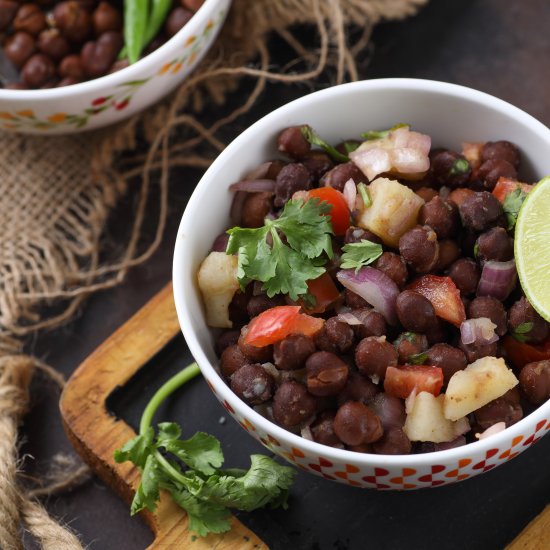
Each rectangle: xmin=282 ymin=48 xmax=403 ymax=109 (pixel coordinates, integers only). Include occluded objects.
xmin=197 ymin=251 xmax=240 ymax=328
xmin=357 ymin=177 xmax=424 ymax=247
xmin=404 ymin=392 xmax=469 ymax=443
xmin=444 ymin=356 xmax=519 ymax=421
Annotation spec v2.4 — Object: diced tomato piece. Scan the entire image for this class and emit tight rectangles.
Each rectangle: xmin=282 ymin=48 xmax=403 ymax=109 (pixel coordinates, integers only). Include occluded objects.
xmin=308 ymin=187 xmax=350 ymax=235
xmin=492 ymin=177 xmax=533 ymax=203
xmin=502 ymin=335 xmax=550 ymax=371
xmin=384 ymin=365 xmax=444 ymax=399
xmin=244 ymin=305 xmax=324 ymax=347
xmin=290 ymin=314 xmax=325 ymax=338
xmin=448 ymin=187 xmax=475 ymax=207
xmin=304 ymin=272 xmax=341 ymax=313
xmin=408 ymin=275 xmax=466 ymax=327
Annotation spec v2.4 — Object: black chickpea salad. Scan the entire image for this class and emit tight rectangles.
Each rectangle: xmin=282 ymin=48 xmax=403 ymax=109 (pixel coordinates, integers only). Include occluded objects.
xmin=0 ymin=0 xmax=204 ymax=89
xmin=196 ymin=123 xmax=550 ymax=455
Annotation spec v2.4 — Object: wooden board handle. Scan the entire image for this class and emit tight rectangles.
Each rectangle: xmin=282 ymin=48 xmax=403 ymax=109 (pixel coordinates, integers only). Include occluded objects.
xmin=60 ymin=283 xmax=267 ymax=549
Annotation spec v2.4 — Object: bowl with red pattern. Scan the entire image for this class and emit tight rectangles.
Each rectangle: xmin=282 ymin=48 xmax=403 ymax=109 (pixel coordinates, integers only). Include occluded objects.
xmin=173 ymin=79 xmax=550 ymax=489
xmin=0 ymin=0 xmax=230 ymax=134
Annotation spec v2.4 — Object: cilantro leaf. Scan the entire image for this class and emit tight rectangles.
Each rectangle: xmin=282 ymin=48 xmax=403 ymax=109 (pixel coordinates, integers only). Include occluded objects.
xmin=340 ymin=239 xmax=383 ymax=272
xmin=163 ymin=431 xmax=224 ymax=476
xmin=227 ymin=198 xmax=334 ymax=301
xmin=503 ymin=186 xmax=527 ymax=230
xmin=360 ymin=123 xmax=410 ymax=141
xmin=170 ymin=487 xmax=232 ymax=537
xmin=130 ymin=453 xmax=162 ymax=514
xmin=300 ymin=125 xmax=349 ymax=162
xmin=114 ymin=427 xmax=154 ymax=469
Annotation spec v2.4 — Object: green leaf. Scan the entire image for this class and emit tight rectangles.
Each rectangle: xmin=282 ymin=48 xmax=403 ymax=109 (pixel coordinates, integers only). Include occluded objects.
xmin=408 ymin=351 xmax=428 ymax=365
xmin=163 ymin=432 xmax=224 ymax=476
xmin=114 ymin=427 xmax=154 ymax=469
xmin=502 ymin=186 xmax=527 ymax=230
xmin=130 ymin=454 xmax=162 ymax=514
xmin=340 ymin=239 xmax=383 ymax=272
xmin=360 ymin=123 xmax=410 ymax=141
xmin=170 ymin=487 xmax=232 ymax=537
xmin=300 ymin=125 xmax=349 ymax=162
xmin=183 ymin=455 xmax=295 ymax=512
xmin=227 ymin=198 xmax=333 ymax=300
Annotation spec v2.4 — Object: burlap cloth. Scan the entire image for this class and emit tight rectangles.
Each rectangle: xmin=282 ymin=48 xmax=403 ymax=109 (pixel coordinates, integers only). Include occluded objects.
xmin=0 ymin=1 xmax=427 ymax=548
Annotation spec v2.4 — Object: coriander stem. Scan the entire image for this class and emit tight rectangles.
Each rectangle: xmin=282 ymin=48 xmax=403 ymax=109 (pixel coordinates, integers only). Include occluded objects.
xmin=139 ymin=362 xmax=201 ymax=435
xmin=154 ymin=451 xmax=190 ymax=485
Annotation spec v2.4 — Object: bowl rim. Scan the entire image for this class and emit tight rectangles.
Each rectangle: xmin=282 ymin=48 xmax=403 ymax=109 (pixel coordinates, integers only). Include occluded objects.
xmin=173 ymin=78 xmax=550 ymax=467
xmin=0 ymin=0 xmax=226 ymax=101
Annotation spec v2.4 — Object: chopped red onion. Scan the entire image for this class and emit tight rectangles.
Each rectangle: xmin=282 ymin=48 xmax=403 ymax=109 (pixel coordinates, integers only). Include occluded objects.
xmin=243 ymin=161 xmax=274 ymax=180
xmin=350 ymin=127 xmax=431 ymax=181
xmin=336 ymin=267 xmax=400 ymax=325
xmin=476 ymin=422 xmax=506 ymax=440
xmin=343 ymin=178 xmax=357 ymax=211
xmin=477 ymin=260 xmax=517 ymax=301
xmin=229 ymin=179 xmax=276 ymax=193
xmin=460 ymin=317 xmax=499 ymax=346
xmin=300 ymin=425 xmax=314 ymax=441
xmin=350 ymin=147 xmax=391 ymax=181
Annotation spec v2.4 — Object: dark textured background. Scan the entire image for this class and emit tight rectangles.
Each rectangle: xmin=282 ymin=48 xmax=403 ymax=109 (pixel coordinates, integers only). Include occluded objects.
xmin=23 ymin=1 xmax=550 ymax=548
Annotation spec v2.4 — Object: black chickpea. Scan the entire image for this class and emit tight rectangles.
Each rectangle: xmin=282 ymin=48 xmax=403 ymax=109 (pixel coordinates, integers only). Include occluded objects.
xmin=306 ymin=351 xmax=349 ymax=397
xmin=475 ymin=227 xmax=514 ymax=263
xmin=431 ymin=150 xmax=472 ymax=187
xmin=273 ymin=334 xmax=316 ymax=371
xmin=274 ymin=163 xmax=311 ymax=207
xmin=446 ymin=258 xmax=480 ymax=296
xmin=355 ymin=336 xmax=398 ymax=381
xmin=277 ymin=126 xmax=311 ymax=159
xmin=396 ymin=290 xmax=437 ymax=333
xmin=399 ymin=225 xmax=439 ymax=273
xmin=272 ymin=381 xmax=317 ymax=428
xmin=320 ymin=162 xmax=365 ymax=193
xmin=333 ymin=401 xmax=383 ymax=446
xmin=230 ymin=364 xmax=274 ymax=406
xmin=418 ymin=196 xmax=460 ymax=239
xmin=519 ymin=361 xmax=550 ymax=404
xmin=468 ymin=296 xmax=507 ymax=336
xmin=374 ymin=252 xmax=408 ymax=288
xmin=426 ymin=343 xmax=467 ymax=384
xmin=508 ymin=296 xmax=549 ymax=344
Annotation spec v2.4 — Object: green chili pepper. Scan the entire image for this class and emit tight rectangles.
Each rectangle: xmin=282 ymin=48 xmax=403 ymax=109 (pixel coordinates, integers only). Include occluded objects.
xmin=125 ymin=0 xmax=149 ymax=64
xmin=145 ymin=0 xmax=173 ymax=46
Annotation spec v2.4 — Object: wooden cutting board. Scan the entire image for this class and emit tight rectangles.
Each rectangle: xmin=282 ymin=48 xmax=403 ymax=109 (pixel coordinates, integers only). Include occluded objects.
xmin=60 ymin=283 xmax=266 ymax=549
xmin=60 ymin=282 xmax=549 ymax=549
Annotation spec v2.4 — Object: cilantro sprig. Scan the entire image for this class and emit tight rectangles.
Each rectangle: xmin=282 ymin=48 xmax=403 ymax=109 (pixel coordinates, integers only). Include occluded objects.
xmin=340 ymin=239 xmax=383 ymax=272
xmin=114 ymin=363 xmax=295 ymax=537
xmin=503 ymin=186 xmax=528 ymax=230
xmin=300 ymin=125 xmax=350 ymax=162
xmin=226 ymin=198 xmax=334 ymax=301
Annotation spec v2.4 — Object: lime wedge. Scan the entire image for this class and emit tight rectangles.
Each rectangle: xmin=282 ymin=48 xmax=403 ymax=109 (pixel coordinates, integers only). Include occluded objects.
xmin=515 ymin=176 xmax=550 ymax=322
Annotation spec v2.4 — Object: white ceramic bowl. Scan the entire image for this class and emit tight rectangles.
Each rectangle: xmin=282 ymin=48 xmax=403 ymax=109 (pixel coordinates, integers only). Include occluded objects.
xmin=0 ymin=0 xmax=230 ymax=134
xmin=173 ymin=79 xmax=550 ymax=489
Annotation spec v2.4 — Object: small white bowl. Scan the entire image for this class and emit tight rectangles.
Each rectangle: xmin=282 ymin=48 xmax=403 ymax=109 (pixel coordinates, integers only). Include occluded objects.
xmin=0 ymin=0 xmax=231 ymax=134
xmin=173 ymin=79 xmax=550 ymax=489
